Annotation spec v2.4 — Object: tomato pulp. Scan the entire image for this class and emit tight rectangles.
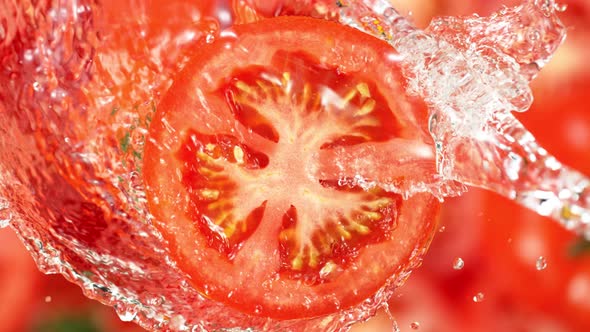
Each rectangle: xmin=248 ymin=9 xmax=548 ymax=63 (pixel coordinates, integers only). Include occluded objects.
xmin=144 ymin=16 xmax=440 ymax=320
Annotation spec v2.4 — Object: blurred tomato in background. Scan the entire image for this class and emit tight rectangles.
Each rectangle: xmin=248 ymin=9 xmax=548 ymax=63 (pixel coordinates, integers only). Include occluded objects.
xmin=3 ymin=0 xmax=590 ymax=331
xmin=0 ymin=230 xmax=41 ymax=332
xmin=0 ymin=230 xmax=141 ymax=332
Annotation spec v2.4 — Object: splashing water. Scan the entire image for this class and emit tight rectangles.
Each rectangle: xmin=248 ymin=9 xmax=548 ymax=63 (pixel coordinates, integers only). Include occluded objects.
xmin=334 ymin=0 xmax=590 ymax=239
xmin=536 ymin=256 xmax=548 ymax=270
xmin=0 ymin=0 xmax=587 ymax=331
xmin=453 ymin=257 xmax=465 ymax=270
xmin=473 ymin=292 xmax=486 ymax=303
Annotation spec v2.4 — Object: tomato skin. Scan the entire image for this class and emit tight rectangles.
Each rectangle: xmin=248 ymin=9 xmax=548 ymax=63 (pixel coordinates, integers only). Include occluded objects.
xmin=144 ymin=15 xmax=441 ymax=320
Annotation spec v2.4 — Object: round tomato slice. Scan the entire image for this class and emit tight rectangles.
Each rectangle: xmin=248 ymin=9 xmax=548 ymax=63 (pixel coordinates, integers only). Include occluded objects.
xmin=144 ymin=16 xmax=440 ymax=319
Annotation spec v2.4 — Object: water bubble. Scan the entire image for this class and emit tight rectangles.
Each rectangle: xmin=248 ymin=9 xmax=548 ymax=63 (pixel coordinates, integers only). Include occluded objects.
xmin=527 ymin=29 xmax=541 ymax=43
xmin=410 ymin=321 xmax=421 ymax=330
xmin=23 ymin=49 xmax=34 ymax=62
xmin=116 ymin=309 xmax=138 ymax=322
xmin=32 ymin=81 xmax=42 ymax=92
xmin=473 ymin=292 xmax=485 ymax=303
xmin=453 ymin=257 xmax=465 ymax=270
xmin=536 ymin=256 xmax=548 ymax=270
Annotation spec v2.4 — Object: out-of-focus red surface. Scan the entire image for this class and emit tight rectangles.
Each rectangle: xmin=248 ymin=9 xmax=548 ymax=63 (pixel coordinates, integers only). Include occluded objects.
xmin=0 ymin=229 xmax=142 ymax=332
xmin=3 ymin=0 xmax=589 ymax=331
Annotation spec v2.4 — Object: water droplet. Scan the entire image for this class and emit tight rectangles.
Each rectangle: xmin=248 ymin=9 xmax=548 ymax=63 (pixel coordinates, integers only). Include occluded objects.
xmin=453 ymin=257 xmax=465 ymax=270
xmin=23 ymin=49 xmax=34 ymax=62
xmin=32 ymin=81 xmax=42 ymax=92
xmin=254 ymin=305 xmax=263 ymax=314
xmin=116 ymin=308 xmax=137 ymax=322
xmin=410 ymin=321 xmax=421 ymax=330
xmin=439 ymin=226 xmax=446 ymax=233
xmin=205 ymin=33 xmax=216 ymax=43
xmin=44 ymin=296 xmax=52 ymax=303
xmin=527 ymin=29 xmax=541 ymax=43
xmin=0 ymin=198 xmax=12 ymax=228
xmin=554 ymin=3 xmax=568 ymax=12
xmin=536 ymin=256 xmax=548 ymax=270
xmin=473 ymin=292 xmax=485 ymax=303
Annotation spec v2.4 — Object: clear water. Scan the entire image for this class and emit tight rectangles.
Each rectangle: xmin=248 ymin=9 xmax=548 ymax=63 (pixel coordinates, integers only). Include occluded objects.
xmin=0 ymin=0 xmax=587 ymax=331
xmin=336 ymin=0 xmax=590 ymax=238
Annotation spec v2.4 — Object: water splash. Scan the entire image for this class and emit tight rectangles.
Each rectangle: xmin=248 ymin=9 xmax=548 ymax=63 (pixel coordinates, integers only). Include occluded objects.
xmin=536 ymin=256 xmax=548 ymax=270
xmin=334 ymin=0 xmax=590 ymax=239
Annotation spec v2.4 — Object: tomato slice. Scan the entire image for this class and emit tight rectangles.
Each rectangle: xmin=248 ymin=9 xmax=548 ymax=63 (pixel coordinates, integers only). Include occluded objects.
xmin=144 ymin=16 xmax=440 ymax=319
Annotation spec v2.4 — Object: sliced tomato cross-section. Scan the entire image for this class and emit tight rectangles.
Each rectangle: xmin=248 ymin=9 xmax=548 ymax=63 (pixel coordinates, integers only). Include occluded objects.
xmin=144 ymin=16 xmax=440 ymax=320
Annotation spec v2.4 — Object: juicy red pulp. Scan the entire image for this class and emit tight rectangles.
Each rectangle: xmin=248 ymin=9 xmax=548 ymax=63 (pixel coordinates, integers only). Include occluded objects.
xmin=177 ymin=50 xmax=404 ymax=285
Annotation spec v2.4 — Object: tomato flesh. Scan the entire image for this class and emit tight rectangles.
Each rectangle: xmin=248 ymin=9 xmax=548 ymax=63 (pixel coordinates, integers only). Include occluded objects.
xmin=144 ymin=16 xmax=440 ymax=319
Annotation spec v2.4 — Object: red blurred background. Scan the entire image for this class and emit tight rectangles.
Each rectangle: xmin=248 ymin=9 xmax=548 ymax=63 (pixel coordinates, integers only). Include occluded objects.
xmin=2 ymin=0 xmax=589 ymax=331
